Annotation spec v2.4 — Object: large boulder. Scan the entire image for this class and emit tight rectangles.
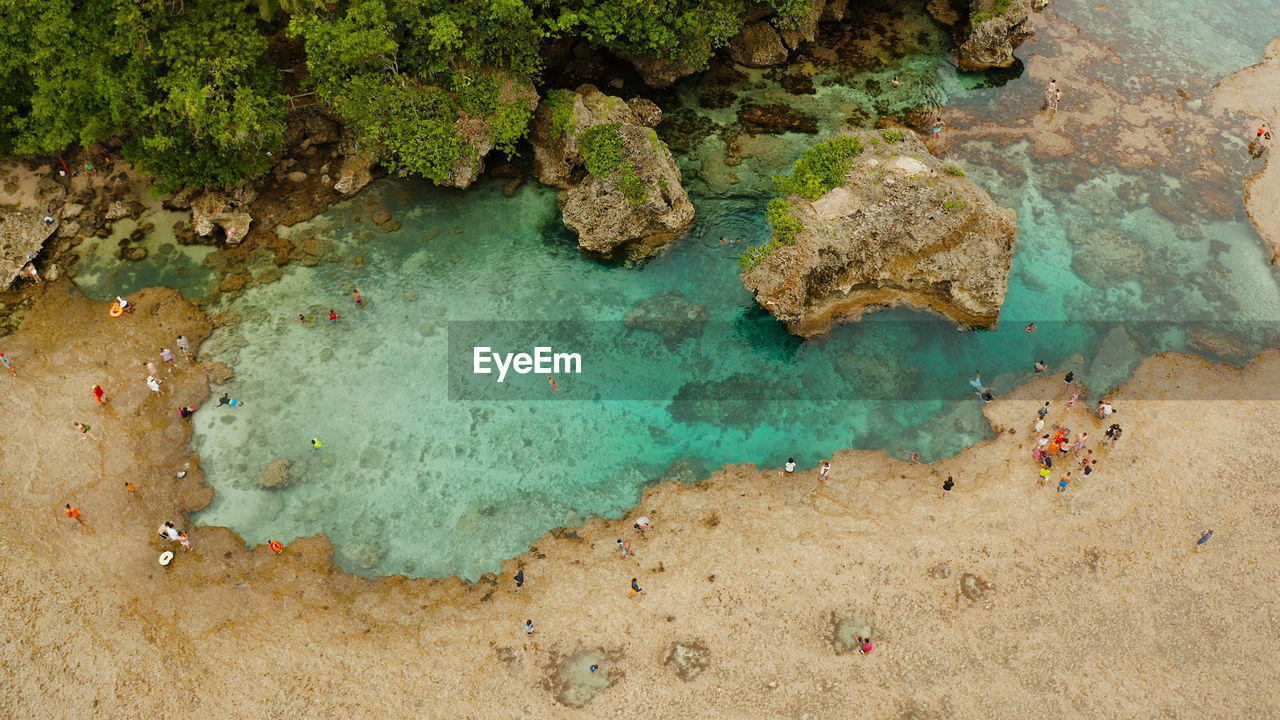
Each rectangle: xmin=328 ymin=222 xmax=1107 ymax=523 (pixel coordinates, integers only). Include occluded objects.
xmin=614 ymin=51 xmax=700 ymax=89
xmin=928 ymin=0 xmax=1041 ymax=71
xmin=729 ymin=21 xmax=790 ymax=67
xmin=190 ymin=190 xmax=253 ymax=244
xmin=740 ymin=129 xmax=1017 ymax=336
xmin=530 ymin=85 xmax=694 ymax=262
xmin=334 ymin=131 xmax=377 ymax=196
xmin=444 ymin=76 xmax=540 ymax=189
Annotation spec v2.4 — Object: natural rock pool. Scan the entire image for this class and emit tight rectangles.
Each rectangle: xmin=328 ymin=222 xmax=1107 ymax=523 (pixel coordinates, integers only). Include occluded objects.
xmin=71 ymin=0 xmax=1280 ymax=580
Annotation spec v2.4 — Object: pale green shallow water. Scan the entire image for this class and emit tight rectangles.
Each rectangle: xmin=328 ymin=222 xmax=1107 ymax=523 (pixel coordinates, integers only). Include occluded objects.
xmin=73 ymin=0 xmax=1280 ymax=579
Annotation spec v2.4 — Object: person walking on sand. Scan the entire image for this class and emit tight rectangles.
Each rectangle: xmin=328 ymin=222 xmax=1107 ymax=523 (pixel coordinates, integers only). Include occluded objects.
xmin=630 ymin=578 xmax=643 ymax=597
xmin=1033 ymin=415 xmax=1045 ymax=433
xmin=818 ymin=460 xmax=831 ymax=484
xmin=158 ymin=521 xmax=181 ymax=542
xmin=1063 ymin=371 xmax=1074 ymax=387
xmin=618 ymin=538 xmax=633 ymax=558
xmin=1105 ymin=423 xmax=1122 ymax=448
xmin=74 ymin=421 xmax=96 ymax=440
xmin=1068 ymin=387 xmax=1082 ymax=407
xmin=146 ymin=361 xmax=160 ymax=379
xmin=64 ymin=504 xmax=84 ymax=525
xmin=634 ymin=516 xmax=650 ymax=534
xmin=1195 ymin=529 xmax=1213 ymax=552
xmin=525 ymin=619 xmax=536 ymax=635
xmin=515 ymin=568 xmax=525 ymax=591
xmin=1038 ymin=401 xmax=1051 ymax=420
xmin=1074 ymin=432 xmax=1087 ymax=451
xmin=177 ymin=335 xmax=192 ymax=360
xmin=1058 ymin=472 xmax=1072 ymax=493
xmin=92 ymin=384 xmax=107 ymax=404
xmin=177 ymin=531 xmax=192 ymax=551
xmin=146 ymin=375 xmax=163 ymax=396
xmin=1038 ymin=465 xmax=1051 ymax=487
xmin=0 ymin=352 xmax=15 ymax=377
xmin=161 ymin=348 xmax=174 ymax=366
xmin=940 ymin=475 xmax=954 ymax=498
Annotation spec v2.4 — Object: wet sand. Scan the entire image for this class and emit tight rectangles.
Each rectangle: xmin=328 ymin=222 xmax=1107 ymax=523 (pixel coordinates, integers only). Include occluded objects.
xmin=3 ymin=282 xmax=1280 ymax=717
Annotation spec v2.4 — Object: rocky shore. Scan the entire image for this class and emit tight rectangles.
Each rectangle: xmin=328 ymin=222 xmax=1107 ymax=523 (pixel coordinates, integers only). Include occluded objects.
xmin=3 ymin=281 xmax=1280 ymax=717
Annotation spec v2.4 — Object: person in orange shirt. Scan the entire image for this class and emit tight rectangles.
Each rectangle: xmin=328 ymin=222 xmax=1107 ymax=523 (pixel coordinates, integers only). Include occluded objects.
xmin=1047 ymin=440 xmax=1061 ymax=455
xmin=64 ymin=504 xmax=83 ymax=524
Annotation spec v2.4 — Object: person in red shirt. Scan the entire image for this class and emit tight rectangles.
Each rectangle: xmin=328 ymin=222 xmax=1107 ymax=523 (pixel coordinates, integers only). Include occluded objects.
xmin=64 ymin=504 xmax=83 ymax=524
xmin=328 ymin=309 xmax=338 ymax=323
xmin=92 ymin=384 xmax=106 ymax=404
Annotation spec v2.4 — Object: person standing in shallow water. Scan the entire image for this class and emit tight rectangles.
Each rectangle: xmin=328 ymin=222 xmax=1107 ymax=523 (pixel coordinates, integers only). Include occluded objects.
xmin=328 ymin=309 xmax=338 ymax=323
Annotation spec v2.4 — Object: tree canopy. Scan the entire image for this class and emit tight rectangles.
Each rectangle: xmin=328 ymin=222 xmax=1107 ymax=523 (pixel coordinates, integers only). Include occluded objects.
xmin=0 ymin=0 xmax=812 ymax=191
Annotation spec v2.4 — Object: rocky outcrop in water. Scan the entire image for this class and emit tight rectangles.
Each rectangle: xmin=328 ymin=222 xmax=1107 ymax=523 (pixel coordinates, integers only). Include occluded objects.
xmin=740 ymin=129 xmax=1017 ymax=335
xmin=927 ymin=0 xmax=1044 ymax=71
xmin=529 ymin=85 xmax=694 ymax=261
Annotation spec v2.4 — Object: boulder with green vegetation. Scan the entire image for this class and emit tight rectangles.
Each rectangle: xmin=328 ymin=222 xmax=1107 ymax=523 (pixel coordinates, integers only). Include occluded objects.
xmin=740 ymin=128 xmax=1017 ymax=336
xmin=529 ymin=85 xmax=694 ymax=262
xmin=927 ymin=0 xmax=1042 ymax=71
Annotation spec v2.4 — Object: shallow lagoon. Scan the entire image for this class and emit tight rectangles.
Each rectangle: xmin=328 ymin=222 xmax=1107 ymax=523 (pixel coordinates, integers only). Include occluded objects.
xmin=73 ymin=0 xmax=1280 ymax=579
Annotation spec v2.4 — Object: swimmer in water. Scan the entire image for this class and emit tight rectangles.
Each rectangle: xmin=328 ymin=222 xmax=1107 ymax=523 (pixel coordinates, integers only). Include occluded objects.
xmin=547 ymin=376 xmax=559 ymax=391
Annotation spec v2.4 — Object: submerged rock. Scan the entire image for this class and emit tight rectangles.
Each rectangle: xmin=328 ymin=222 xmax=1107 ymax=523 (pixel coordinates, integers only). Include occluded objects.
xmin=622 ymin=290 xmax=709 ymax=348
xmin=258 ymin=458 xmax=302 ymax=488
xmin=530 ymin=85 xmax=694 ymax=262
xmin=928 ymin=0 xmax=1042 ymax=71
xmin=741 ymin=129 xmax=1017 ymax=336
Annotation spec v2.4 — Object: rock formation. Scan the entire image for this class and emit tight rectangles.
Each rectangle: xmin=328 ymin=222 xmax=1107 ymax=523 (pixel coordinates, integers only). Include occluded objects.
xmin=445 ymin=76 xmax=540 ymax=189
xmin=190 ymin=190 xmax=253 ymax=245
xmin=0 ymin=174 xmax=65 ymax=289
xmin=927 ymin=0 xmax=1045 ymax=71
xmin=728 ymin=21 xmax=790 ymax=67
xmin=740 ymin=129 xmax=1017 ymax=335
xmin=529 ymin=85 xmax=694 ymax=262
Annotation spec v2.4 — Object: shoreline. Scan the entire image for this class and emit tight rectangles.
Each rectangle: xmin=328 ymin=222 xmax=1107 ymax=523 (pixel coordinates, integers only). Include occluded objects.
xmin=4 ymin=281 xmax=1280 ymax=716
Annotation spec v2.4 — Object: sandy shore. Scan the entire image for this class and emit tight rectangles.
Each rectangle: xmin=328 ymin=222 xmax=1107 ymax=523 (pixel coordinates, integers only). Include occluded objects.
xmin=3 ymin=282 xmax=1280 ymax=718
xmin=1211 ymin=37 xmax=1280 ymax=262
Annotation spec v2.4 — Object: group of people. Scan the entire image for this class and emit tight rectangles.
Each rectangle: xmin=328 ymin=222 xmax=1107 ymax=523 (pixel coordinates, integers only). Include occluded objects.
xmin=1028 ymin=384 xmax=1120 ymax=493
xmin=1044 ymin=79 xmax=1063 ymax=112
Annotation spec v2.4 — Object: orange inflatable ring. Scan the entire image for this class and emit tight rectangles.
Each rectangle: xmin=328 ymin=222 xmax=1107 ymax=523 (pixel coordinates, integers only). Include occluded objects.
xmin=109 ymin=302 xmax=123 ymax=318
xmin=268 ymin=540 xmax=283 ymax=554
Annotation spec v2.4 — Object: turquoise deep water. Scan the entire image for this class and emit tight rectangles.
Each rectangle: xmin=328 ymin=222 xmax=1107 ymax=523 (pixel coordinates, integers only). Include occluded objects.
xmin=73 ymin=0 xmax=1280 ymax=579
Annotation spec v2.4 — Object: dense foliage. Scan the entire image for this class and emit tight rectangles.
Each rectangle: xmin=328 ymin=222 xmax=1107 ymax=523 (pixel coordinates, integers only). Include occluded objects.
xmin=0 ymin=0 xmax=815 ymax=191
xmin=0 ymin=0 xmax=285 ymax=192
xmin=771 ymin=134 xmax=864 ymax=200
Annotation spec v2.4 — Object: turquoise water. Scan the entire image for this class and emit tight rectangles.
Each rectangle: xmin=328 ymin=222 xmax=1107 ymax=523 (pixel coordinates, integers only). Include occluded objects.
xmin=73 ymin=1 xmax=1280 ymax=579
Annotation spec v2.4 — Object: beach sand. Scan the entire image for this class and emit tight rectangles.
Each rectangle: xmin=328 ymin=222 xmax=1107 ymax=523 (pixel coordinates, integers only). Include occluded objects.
xmin=3 ymin=282 xmax=1280 ymax=718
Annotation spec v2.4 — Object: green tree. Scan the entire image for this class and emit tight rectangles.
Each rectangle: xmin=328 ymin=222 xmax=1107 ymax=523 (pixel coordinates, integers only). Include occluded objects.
xmin=290 ymin=0 xmax=542 ymax=184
